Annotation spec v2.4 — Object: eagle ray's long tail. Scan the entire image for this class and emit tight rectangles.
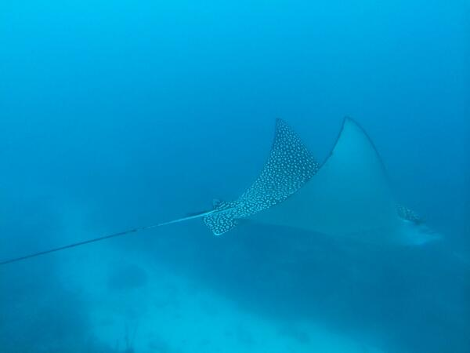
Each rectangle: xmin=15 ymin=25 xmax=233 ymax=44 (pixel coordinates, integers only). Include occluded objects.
xmin=0 ymin=209 xmax=222 ymax=266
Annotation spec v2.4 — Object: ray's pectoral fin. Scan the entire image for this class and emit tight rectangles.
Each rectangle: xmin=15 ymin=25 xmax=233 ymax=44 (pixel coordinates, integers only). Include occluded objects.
xmin=203 ymin=119 xmax=319 ymax=236
xmin=251 ymin=117 xmax=399 ymax=240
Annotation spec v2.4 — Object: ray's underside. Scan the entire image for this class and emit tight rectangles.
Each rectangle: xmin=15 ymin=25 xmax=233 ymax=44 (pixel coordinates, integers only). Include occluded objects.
xmin=252 ymin=118 xmax=400 ymax=239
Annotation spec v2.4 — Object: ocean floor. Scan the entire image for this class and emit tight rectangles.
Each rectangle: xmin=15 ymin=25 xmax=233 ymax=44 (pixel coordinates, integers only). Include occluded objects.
xmin=62 ymin=245 xmax=385 ymax=353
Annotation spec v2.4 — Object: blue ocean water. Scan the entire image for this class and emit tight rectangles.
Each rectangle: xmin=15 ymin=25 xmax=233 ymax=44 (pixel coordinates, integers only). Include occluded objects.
xmin=0 ymin=1 xmax=468 ymax=352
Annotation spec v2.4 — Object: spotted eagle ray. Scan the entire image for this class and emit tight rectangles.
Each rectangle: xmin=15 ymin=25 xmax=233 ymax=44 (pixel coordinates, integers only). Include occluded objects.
xmin=205 ymin=118 xmax=440 ymax=245
xmin=0 ymin=118 xmax=439 ymax=265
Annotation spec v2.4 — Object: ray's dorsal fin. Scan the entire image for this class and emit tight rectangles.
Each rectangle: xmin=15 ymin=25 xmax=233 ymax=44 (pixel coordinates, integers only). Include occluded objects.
xmin=212 ymin=199 xmax=223 ymax=208
xmin=204 ymin=119 xmax=319 ymax=235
